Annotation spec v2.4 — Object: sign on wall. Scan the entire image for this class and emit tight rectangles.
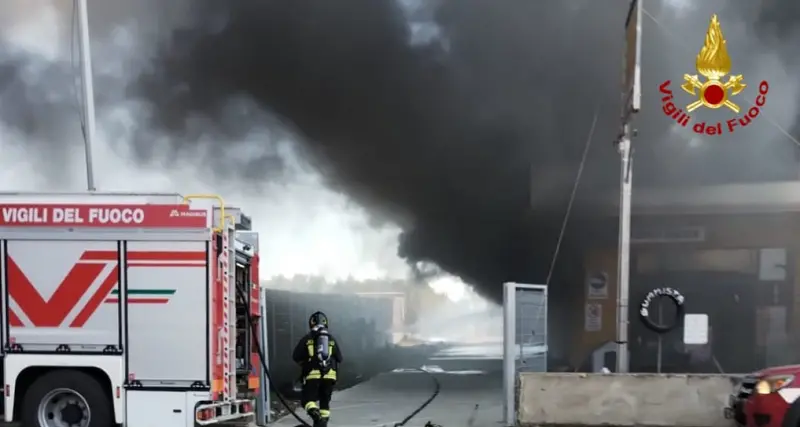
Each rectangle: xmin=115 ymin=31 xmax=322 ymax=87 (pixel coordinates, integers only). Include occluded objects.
xmin=586 ymin=272 xmax=609 ymax=299
xmin=585 ymin=303 xmax=602 ymax=332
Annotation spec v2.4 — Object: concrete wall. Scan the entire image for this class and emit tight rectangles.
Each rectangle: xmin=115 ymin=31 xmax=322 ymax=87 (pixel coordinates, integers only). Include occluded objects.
xmin=518 ymin=373 xmax=741 ymax=427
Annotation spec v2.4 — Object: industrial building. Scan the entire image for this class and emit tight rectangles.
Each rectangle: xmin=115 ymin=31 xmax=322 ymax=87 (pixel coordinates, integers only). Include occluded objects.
xmin=569 ymin=181 xmax=800 ymax=372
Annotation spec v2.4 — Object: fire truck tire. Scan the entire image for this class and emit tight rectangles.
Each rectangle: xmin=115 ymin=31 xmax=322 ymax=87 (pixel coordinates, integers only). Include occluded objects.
xmin=20 ymin=369 xmax=113 ymax=427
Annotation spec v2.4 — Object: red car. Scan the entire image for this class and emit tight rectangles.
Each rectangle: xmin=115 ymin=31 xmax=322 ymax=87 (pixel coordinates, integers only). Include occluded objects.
xmin=725 ymin=365 xmax=800 ymax=427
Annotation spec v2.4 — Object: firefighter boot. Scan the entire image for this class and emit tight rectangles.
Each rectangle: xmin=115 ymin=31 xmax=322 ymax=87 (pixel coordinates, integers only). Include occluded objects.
xmin=318 ymin=409 xmax=330 ymax=427
xmin=307 ymin=407 xmax=322 ymax=425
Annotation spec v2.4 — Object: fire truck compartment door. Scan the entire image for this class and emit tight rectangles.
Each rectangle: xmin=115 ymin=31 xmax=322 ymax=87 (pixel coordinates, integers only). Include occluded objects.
xmin=125 ymin=240 xmax=209 ymax=385
xmin=4 ymin=239 xmax=121 ymax=352
xmin=125 ymin=390 xmax=195 ymax=427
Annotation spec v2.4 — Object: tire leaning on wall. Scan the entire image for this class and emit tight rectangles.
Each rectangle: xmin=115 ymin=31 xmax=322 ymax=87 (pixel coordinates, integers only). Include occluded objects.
xmin=639 ymin=287 xmax=686 ymax=334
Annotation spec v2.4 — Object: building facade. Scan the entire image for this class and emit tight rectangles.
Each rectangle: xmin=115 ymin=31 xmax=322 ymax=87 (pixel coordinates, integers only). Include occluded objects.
xmin=573 ymin=182 xmax=800 ymax=372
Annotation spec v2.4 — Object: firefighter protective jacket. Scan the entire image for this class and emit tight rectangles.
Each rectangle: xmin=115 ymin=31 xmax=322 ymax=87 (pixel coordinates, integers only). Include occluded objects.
xmin=292 ymin=330 xmax=343 ymax=381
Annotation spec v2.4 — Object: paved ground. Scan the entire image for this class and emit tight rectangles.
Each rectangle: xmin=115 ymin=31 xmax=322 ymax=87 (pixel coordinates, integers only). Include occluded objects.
xmin=271 ymin=343 xmax=506 ymax=427
xmin=0 ymin=345 xmax=504 ymax=427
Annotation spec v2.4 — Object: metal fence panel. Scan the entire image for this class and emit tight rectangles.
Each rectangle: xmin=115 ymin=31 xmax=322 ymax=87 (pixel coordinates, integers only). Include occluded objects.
xmin=503 ymin=283 xmax=548 ymax=426
xmin=262 ymin=289 xmax=395 ymax=390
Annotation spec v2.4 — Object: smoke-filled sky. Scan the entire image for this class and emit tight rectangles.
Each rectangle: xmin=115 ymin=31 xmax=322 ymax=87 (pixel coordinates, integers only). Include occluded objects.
xmin=1 ymin=0 xmax=800 ymax=302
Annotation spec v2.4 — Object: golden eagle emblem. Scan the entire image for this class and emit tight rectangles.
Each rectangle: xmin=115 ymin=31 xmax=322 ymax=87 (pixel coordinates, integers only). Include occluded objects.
xmin=680 ymin=15 xmax=746 ymax=113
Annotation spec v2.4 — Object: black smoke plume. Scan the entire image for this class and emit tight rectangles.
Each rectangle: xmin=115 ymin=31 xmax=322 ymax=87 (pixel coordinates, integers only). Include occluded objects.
xmin=2 ymin=0 xmax=800 ymax=302
xmin=131 ymin=0 xmax=628 ymax=301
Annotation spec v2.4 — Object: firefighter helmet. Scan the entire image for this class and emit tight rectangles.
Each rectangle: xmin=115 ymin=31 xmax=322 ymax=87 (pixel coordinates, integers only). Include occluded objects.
xmin=309 ymin=311 xmax=329 ymax=329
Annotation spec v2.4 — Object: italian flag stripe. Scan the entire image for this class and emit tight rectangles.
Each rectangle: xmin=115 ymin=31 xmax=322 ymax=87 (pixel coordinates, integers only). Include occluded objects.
xmin=104 ymin=289 xmax=176 ymax=304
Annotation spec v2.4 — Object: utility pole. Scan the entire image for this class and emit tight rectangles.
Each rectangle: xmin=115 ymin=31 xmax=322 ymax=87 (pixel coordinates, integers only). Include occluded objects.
xmin=77 ymin=0 xmax=98 ymax=191
xmin=616 ymin=0 xmax=642 ymax=373
xmin=615 ymin=125 xmax=633 ymax=373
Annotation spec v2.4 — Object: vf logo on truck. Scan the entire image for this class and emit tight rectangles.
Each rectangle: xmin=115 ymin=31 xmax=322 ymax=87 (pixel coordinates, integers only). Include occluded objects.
xmin=659 ymin=14 xmax=769 ymax=136
xmin=7 ymin=253 xmax=118 ymax=327
xmin=7 ymin=250 xmax=205 ymax=327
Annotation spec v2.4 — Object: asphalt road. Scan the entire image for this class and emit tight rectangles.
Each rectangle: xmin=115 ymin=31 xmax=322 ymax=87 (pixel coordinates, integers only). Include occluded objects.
xmin=272 ymin=342 xmax=506 ymax=427
xmin=0 ymin=344 xmax=505 ymax=426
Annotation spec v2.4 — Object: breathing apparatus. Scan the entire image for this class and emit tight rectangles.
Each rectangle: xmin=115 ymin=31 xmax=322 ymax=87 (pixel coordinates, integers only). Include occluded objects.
xmin=309 ymin=312 xmax=331 ymax=370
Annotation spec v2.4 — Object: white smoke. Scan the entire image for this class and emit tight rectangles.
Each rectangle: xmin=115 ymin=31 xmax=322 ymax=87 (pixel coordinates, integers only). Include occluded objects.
xmin=397 ymin=0 xmax=449 ymax=49
xmin=0 ymin=0 xmax=476 ymax=302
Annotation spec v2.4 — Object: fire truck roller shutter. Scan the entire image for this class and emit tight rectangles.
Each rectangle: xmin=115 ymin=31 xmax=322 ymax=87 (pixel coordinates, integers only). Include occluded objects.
xmin=125 ymin=240 xmax=210 ymax=384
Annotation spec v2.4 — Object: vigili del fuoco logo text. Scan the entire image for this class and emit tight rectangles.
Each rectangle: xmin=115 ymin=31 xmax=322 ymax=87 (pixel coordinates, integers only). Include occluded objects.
xmin=659 ymin=14 xmax=769 ymax=136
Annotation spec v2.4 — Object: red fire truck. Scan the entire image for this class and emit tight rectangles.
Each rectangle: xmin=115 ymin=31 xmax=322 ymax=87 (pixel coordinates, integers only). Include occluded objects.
xmin=0 ymin=192 xmax=262 ymax=426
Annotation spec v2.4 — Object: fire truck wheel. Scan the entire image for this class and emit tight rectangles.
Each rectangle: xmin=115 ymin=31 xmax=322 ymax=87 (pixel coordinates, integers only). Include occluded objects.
xmin=21 ymin=369 xmax=113 ymax=427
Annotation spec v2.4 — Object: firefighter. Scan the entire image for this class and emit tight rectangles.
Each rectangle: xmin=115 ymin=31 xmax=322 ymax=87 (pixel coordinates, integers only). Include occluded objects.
xmin=293 ymin=311 xmax=343 ymax=427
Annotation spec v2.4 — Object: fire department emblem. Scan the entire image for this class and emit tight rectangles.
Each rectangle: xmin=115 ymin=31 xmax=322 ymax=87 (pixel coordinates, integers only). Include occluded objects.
xmin=680 ymin=14 xmax=746 ymax=113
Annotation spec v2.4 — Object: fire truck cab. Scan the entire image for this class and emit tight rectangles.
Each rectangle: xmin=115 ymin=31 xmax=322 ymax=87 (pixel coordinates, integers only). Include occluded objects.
xmin=0 ymin=192 xmax=262 ymax=426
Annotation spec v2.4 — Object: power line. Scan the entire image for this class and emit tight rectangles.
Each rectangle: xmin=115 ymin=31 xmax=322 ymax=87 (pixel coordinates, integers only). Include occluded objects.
xmin=545 ymin=108 xmax=599 ymax=286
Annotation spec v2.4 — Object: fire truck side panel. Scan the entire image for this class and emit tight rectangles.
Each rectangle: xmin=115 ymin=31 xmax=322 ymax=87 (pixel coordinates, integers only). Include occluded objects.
xmin=125 ymin=390 xmax=211 ymax=427
xmin=5 ymin=238 xmax=121 ymax=351
xmin=125 ymin=240 xmax=210 ymax=386
xmin=4 ymin=353 xmax=125 ymax=423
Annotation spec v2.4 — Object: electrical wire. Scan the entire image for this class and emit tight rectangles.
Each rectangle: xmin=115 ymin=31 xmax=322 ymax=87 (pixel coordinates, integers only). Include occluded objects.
xmin=236 ymin=284 xmax=442 ymax=427
xmin=544 ymin=109 xmax=599 ymax=286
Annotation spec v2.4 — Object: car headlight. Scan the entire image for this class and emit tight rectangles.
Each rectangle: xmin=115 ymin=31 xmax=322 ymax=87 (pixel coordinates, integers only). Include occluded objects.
xmin=755 ymin=375 xmax=794 ymax=394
